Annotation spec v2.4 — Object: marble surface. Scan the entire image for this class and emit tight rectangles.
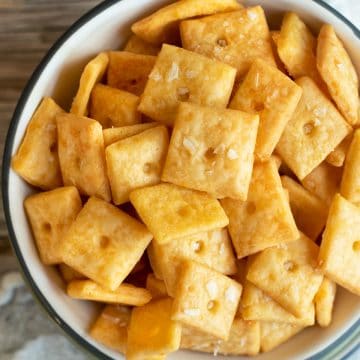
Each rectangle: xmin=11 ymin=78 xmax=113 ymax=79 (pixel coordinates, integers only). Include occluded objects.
xmin=0 ymin=1 xmax=359 ymax=359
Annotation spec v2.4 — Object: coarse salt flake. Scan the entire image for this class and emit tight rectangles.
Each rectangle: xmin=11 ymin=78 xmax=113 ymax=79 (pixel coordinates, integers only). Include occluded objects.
xmin=225 ymin=285 xmax=239 ymax=303
xmin=227 ymin=148 xmax=239 ymax=160
xmin=149 ymin=69 xmax=162 ymax=81
xmin=247 ymin=10 xmax=258 ymax=21
xmin=206 ymin=280 xmax=218 ymax=298
xmin=167 ymin=62 xmax=179 ymax=82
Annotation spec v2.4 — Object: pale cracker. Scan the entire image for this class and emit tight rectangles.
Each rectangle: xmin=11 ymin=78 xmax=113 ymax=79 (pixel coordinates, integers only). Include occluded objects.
xmin=314 ymin=277 xmax=337 ymax=327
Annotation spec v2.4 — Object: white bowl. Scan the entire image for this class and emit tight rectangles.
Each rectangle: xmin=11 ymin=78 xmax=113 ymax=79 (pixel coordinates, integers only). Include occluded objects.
xmin=2 ymin=0 xmax=360 ymax=359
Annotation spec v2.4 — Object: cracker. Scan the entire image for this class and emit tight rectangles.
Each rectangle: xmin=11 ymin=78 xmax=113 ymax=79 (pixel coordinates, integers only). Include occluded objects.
xmin=146 ymin=274 xmax=168 ymax=299
xmin=319 ymin=194 xmax=360 ymax=296
xmin=162 ymin=102 xmax=259 ymax=199
xmin=180 ymin=6 xmax=275 ymax=80
xmin=301 ymin=161 xmax=343 ymax=206
xmin=148 ymin=228 xmax=237 ymax=296
xmin=103 ymin=122 xmax=158 ymax=147
xmin=341 ymin=130 xmax=360 ymax=205
xmin=181 ymin=318 xmax=260 ymax=356
xmin=277 ymin=12 xmax=322 ymax=84
xmin=276 ymin=77 xmax=351 ymax=179
xmin=90 ymin=305 xmax=130 ymax=353
xmin=270 ymin=30 xmax=287 ymax=73
xmin=58 ymin=264 xmax=85 ymax=283
xmin=127 ymin=298 xmax=181 ymax=359
xmin=12 ymin=97 xmax=64 ymax=190
xmin=60 ymin=196 xmax=152 ymax=291
xmin=67 ymin=279 xmax=151 ymax=305
xmin=106 ymin=126 xmax=169 ymax=204
xmin=89 ymin=84 xmax=141 ymax=128
xmin=124 ymin=34 xmax=160 ymax=55
xmin=70 ymin=52 xmax=109 ymax=116
xmin=230 ymin=59 xmax=302 ymax=160
xmin=130 ymin=183 xmax=229 ymax=244
xmin=281 ymin=176 xmax=328 ymax=240
xmin=260 ymin=322 xmax=304 ymax=352
xmin=317 ymin=24 xmax=359 ymax=126
xmin=247 ymin=232 xmax=323 ymax=317
xmin=221 ymin=159 xmax=298 ymax=258
xmin=24 ymin=186 xmax=82 ymax=265
xmin=131 ymin=0 xmax=242 ymax=45
xmin=326 ymin=133 xmax=353 ymax=167
xmin=172 ymin=260 xmax=241 ymax=340
xmin=138 ymin=44 xmax=237 ymax=126
xmin=56 ymin=113 xmax=111 ymax=201
xmin=314 ymin=277 xmax=337 ymax=327
xmin=107 ymin=51 xmax=156 ymax=96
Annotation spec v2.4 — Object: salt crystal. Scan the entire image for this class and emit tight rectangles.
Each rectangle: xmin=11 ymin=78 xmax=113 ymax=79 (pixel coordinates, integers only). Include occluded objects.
xmin=206 ymin=280 xmax=218 ymax=298
xmin=227 ymin=148 xmax=239 ymax=160
xmin=225 ymin=285 xmax=238 ymax=303
xmin=167 ymin=62 xmax=179 ymax=82
xmin=192 ymin=241 xmax=201 ymax=252
xmin=313 ymin=118 xmax=321 ymax=126
xmin=247 ymin=9 xmax=258 ymax=21
xmin=184 ymin=308 xmax=200 ymax=317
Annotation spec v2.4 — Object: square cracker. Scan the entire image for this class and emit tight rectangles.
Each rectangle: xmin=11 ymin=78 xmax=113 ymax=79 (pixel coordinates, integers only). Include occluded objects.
xmin=162 ymin=102 xmax=259 ymax=199
xmin=124 ymin=34 xmax=160 ymax=55
xmin=180 ymin=6 xmax=276 ymax=80
xmin=146 ymin=274 xmax=168 ymax=299
xmin=276 ymin=76 xmax=351 ymax=180
xmin=24 ymin=186 xmax=82 ymax=265
xmin=326 ymin=133 xmax=353 ymax=167
xmin=172 ymin=260 xmax=242 ymax=340
xmin=221 ymin=159 xmax=298 ymax=259
xmin=181 ymin=318 xmax=260 ymax=356
xmin=314 ymin=277 xmax=337 ymax=327
xmin=106 ymin=126 xmax=169 ymax=204
xmin=277 ymin=12 xmax=323 ymax=85
xmin=281 ymin=176 xmax=328 ymax=240
xmin=67 ymin=279 xmax=151 ymax=306
xmin=130 ymin=183 xmax=229 ymax=244
xmin=90 ymin=305 xmax=130 ymax=354
xmin=60 ymin=196 xmax=152 ymax=291
xmin=317 ymin=24 xmax=359 ymax=126
xmin=89 ymin=84 xmax=141 ymax=128
xmin=103 ymin=122 xmax=158 ymax=147
xmin=148 ymin=228 xmax=237 ymax=296
xmin=12 ymin=97 xmax=64 ymax=190
xmin=56 ymin=113 xmax=111 ymax=201
xmin=319 ymin=194 xmax=360 ymax=296
xmin=107 ymin=51 xmax=156 ymax=96
xmin=70 ymin=52 xmax=109 ymax=116
xmin=58 ymin=264 xmax=85 ymax=283
xmin=239 ymin=258 xmax=315 ymax=326
xmin=131 ymin=0 xmax=242 ymax=45
xmin=260 ymin=322 xmax=304 ymax=353
xmin=127 ymin=298 xmax=181 ymax=359
xmin=230 ymin=59 xmax=302 ymax=160
xmin=341 ymin=130 xmax=360 ymax=205
xmin=301 ymin=161 xmax=343 ymax=206
xmin=247 ymin=232 xmax=323 ymax=318
xmin=138 ymin=44 xmax=236 ymax=126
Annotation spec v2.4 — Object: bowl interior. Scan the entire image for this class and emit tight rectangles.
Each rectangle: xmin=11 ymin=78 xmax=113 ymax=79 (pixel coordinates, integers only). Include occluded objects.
xmin=4 ymin=0 xmax=360 ymax=359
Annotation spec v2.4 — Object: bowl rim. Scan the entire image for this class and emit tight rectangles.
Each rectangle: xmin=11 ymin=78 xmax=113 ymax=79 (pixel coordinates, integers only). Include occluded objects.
xmin=2 ymin=0 xmax=360 ymax=359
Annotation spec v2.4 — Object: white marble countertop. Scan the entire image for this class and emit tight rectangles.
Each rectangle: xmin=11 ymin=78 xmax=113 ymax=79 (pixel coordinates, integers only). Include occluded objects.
xmin=0 ymin=1 xmax=359 ymax=359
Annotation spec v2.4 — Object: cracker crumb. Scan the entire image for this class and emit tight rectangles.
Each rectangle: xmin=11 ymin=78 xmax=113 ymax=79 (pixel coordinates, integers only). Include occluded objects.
xmin=183 ymin=137 xmax=196 ymax=154
xmin=227 ymin=148 xmax=239 ymax=160
xmin=149 ymin=69 xmax=162 ymax=81
xmin=167 ymin=62 xmax=179 ymax=82
xmin=183 ymin=308 xmax=200 ymax=317
xmin=225 ymin=285 xmax=238 ymax=303
xmin=214 ymin=143 xmax=225 ymax=155
xmin=206 ymin=280 xmax=218 ymax=298
xmin=247 ymin=9 xmax=258 ymax=20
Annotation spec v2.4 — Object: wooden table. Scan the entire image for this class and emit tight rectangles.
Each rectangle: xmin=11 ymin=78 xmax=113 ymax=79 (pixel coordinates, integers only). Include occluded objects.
xmin=0 ymin=0 xmax=101 ymax=248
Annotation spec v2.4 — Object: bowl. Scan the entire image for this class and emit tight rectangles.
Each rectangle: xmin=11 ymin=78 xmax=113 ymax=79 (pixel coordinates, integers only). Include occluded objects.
xmin=2 ymin=0 xmax=360 ymax=359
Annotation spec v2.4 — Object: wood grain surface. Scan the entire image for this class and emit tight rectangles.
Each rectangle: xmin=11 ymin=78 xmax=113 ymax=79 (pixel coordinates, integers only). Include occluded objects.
xmin=0 ymin=0 xmax=101 ymax=247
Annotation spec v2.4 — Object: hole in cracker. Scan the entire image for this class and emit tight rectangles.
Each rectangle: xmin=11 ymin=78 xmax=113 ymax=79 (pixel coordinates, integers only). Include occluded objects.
xmin=130 ymin=79 xmax=138 ymax=86
xmin=207 ymin=300 xmax=219 ymax=313
xmin=49 ymin=142 xmax=57 ymax=153
xmin=303 ymin=122 xmax=314 ymax=135
xmin=178 ymin=205 xmax=191 ymax=217
xmin=42 ymin=222 xmax=51 ymax=233
xmin=204 ymin=147 xmax=216 ymax=160
xmin=216 ymin=38 xmax=228 ymax=47
xmin=246 ymin=202 xmax=256 ymax=214
xmin=253 ymin=101 xmax=265 ymax=112
xmin=283 ymin=260 xmax=297 ymax=272
xmin=192 ymin=240 xmax=204 ymax=254
xmin=177 ymin=87 xmax=190 ymax=101
xmin=352 ymin=241 xmax=360 ymax=252
xmin=98 ymin=235 xmax=110 ymax=249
